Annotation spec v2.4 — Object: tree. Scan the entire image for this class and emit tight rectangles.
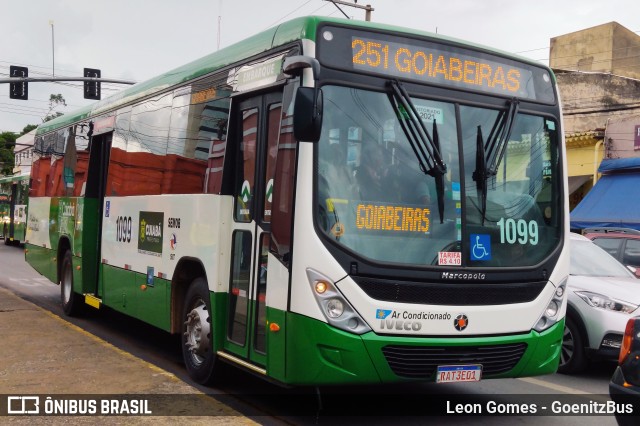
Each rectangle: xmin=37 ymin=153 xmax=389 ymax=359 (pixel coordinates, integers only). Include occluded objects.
xmin=43 ymin=94 xmax=67 ymax=122
xmin=21 ymin=124 xmax=37 ymax=135
xmin=0 ymin=131 xmax=17 ymax=176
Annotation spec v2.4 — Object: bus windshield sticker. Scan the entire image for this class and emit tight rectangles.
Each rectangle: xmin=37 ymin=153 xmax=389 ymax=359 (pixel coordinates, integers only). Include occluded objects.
xmin=452 ymin=182 xmax=460 ymax=201
xmin=470 ymin=234 xmax=492 ymax=261
xmin=415 ymin=105 xmax=443 ymax=124
xmin=330 ymin=222 xmax=345 ymax=238
xmin=438 ymin=251 xmax=461 ymax=266
xmin=497 ymin=218 xmax=539 ymax=245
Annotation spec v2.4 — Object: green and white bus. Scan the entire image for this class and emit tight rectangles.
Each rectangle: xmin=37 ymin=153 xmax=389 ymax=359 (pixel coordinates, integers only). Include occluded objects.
xmin=25 ymin=16 xmax=568 ymax=386
xmin=1 ymin=174 xmax=29 ymax=245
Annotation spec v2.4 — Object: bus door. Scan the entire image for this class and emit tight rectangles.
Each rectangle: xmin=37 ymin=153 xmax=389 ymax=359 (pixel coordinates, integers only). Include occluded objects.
xmin=81 ymin=132 xmax=112 ymax=296
xmin=225 ymin=91 xmax=283 ymax=367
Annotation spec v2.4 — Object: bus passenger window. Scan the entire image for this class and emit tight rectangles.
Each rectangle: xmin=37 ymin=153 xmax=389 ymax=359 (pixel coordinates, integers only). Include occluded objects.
xmin=235 ymin=107 xmax=258 ymax=222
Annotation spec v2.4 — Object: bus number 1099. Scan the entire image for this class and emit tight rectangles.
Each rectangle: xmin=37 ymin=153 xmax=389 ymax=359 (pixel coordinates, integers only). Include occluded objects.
xmin=116 ymin=216 xmax=132 ymax=243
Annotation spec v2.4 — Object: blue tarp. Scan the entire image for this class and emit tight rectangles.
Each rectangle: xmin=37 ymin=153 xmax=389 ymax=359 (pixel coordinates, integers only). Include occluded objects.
xmin=570 ymin=172 xmax=640 ymax=230
xmin=598 ymin=157 xmax=640 ymax=173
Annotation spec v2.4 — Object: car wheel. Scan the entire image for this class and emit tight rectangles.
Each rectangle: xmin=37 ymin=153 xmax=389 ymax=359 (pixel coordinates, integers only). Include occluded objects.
xmin=558 ymin=316 xmax=587 ymax=374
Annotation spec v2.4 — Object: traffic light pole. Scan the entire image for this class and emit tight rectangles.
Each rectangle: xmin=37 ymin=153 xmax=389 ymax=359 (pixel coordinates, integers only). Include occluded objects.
xmin=1 ymin=74 xmax=135 ymax=100
xmin=0 ymin=77 xmax=135 ymax=85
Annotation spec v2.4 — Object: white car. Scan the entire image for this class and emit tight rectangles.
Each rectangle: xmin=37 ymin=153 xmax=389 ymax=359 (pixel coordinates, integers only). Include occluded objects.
xmin=559 ymin=233 xmax=640 ymax=374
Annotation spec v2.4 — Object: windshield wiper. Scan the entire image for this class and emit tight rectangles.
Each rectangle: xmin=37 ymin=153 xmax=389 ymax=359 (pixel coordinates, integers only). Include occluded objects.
xmin=472 ymin=98 xmax=519 ymax=225
xmin=387 ymin=80 xmax=447 ymax=223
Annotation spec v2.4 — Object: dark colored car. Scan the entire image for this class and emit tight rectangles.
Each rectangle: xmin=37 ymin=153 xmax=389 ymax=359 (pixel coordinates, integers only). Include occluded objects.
xmin=609 ymin=316 xmax=640 ymax=425
xmin=583 ymin=228 xmax=640 ymax=269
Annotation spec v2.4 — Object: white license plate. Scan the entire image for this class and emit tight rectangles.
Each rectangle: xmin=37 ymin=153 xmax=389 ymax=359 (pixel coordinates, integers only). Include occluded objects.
xmin=436 ymin=365 xmax=482 ymax=383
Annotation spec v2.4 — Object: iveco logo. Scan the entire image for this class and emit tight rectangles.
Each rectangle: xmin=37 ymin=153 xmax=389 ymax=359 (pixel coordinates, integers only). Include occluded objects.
xmin=442 ymin=272 xmax=486 ymax=280
xmin=454 ymin=314 xmax=469 ymax=331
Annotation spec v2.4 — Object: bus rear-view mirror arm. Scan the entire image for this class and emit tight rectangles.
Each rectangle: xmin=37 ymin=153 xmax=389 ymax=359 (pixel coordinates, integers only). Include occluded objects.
xmin=283 ymin=55 xmax=323 ymax=142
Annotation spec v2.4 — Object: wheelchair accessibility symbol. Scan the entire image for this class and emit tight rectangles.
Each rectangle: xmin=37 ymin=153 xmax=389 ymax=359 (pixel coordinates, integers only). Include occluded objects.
xmin=470 ymin=234 xmax=492 ymax=261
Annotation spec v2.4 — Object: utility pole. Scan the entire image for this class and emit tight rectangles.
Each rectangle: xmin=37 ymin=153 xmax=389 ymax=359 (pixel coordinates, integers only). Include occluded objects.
xmin=217 ymin=0 xmax=222 ymax=51
xmin=49 ymin=20 xmax=55 ymax=77
xmin=325 ymin=0 xmax=374 ymax=21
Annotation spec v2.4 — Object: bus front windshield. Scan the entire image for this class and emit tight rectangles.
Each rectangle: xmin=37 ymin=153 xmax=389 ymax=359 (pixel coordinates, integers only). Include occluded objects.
xmin=315 ymin=85 xmax=561 ymax=268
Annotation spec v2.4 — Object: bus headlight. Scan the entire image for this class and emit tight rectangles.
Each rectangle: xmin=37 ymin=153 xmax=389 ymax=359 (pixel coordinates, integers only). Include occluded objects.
xmin=545 ymin=300 xmax=559 ymax=317
xmin=326 ymin=299 xmax=344 ymax=318
xmin=306 ymin=268 xmax=371 ymax=335
xmin=534 ymin=279 xmax=566 ymax=332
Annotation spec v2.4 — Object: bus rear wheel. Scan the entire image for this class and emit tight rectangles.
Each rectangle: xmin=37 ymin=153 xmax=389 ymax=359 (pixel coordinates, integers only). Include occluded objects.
xmin=3 ymin=224 xmax=10 ymax=245
xmin=181 ymin=277 xmax=218 ymax=385
xmin=60 ymin=250 xmax=83 ymax=316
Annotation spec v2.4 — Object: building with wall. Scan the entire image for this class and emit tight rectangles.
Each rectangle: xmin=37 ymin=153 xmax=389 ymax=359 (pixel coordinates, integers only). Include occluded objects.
xmin=550 ymin=22 xmax=640 ymax=80
xmin=13 ymin=129 xmax=35 ymax=177
xmin=550 ymin=22 xmax=640 ymax=210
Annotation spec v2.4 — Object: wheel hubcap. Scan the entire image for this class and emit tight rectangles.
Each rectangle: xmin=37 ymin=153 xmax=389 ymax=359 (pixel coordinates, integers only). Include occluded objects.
xmin=560 ymin=325 xmax=574 ymax=365
xmin=184 ymin=302 xmax=211 ymax=366
xmin=62 ymin=262 xmax=72 ymax=304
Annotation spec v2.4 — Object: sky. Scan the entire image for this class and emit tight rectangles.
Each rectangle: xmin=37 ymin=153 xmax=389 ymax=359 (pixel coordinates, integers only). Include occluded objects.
xmin=1 ymin=0 xmax=639 ymax=133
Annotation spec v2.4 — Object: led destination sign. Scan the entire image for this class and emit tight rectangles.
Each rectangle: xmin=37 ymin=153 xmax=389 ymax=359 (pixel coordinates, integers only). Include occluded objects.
xmin=356 ymin=203 xmax=430 ymax=233
xmin=352 ymin=37 xmax=526 ymax=97
xmin=318 ymin=26 xmax=555 ymax=103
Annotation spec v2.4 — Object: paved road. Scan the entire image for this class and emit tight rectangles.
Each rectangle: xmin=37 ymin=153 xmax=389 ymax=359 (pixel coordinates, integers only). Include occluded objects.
xmin=0 ymin=242 xmax=626 ymax=425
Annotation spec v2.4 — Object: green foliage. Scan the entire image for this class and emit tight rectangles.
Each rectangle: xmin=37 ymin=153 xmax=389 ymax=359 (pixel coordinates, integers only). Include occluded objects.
xmin=21 ymin=124 xmax=37 ymax=135
xmin=43 ymin=93 xmax=67 ymax=122
xmin=0 ymin=131 xmax=17 ymax=176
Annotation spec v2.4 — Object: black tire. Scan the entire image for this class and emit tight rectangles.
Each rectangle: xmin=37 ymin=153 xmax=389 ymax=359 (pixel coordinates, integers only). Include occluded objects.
xmin=60 ymin=250 xmax=83 ymax=316
xmin=182 ymin=277 xmax=219 ymax=385
xmin=558 ymin=316 xmax=588 ymax=374
xmin=3 ymin=224 xmax=10 ymax=245
xmin=614 ymin=412 xmax=639 ymax=426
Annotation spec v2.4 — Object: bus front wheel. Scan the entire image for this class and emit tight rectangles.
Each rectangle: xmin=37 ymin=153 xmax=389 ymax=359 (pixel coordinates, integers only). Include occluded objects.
xmin=60 ymin=250 xmax=83 ymax=316
xmin=181 ymin=277 xmax=218 ymax=385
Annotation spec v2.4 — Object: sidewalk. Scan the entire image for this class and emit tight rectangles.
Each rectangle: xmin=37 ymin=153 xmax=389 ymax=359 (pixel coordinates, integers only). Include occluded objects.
xmin=0 ymin=286 xmax=257 ymax=424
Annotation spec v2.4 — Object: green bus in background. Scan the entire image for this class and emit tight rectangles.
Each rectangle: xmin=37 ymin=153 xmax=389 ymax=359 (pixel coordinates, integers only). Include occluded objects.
xmin=0 ymin=174 xmax=29 ymax=245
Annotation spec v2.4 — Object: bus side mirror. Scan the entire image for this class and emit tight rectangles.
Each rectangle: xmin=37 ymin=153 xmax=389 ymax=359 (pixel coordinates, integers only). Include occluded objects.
xmin=293 ymin=87 xmax=323 ymax=142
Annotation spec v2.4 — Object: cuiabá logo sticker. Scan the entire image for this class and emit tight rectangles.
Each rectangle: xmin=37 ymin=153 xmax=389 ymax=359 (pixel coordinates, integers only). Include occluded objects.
xmin=138 ymin=211 xmax=164 ymax=257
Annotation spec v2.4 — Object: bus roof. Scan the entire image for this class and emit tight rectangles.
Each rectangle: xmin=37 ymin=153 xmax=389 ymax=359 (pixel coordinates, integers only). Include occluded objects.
xmin=36 ymin=16 xmax=552 ymax=136
xmin=0 ymin=174 xmax=29 ymax=184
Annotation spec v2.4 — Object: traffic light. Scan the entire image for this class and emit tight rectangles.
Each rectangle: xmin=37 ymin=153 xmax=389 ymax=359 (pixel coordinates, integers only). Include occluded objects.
xmin=84 ymin=68 xmax=101 ymax=100
xmin=9 ymin=66 xmax=28 ymax=100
